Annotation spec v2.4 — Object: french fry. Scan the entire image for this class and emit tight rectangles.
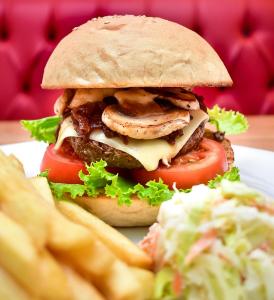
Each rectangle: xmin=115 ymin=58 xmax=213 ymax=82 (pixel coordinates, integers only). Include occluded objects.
xmin=61 ymin=239 xmax=116 ymax=278
xmin=58 ymin=224 xmax=143 ymax=299
xmin=0 ymin=212 xmax=40 ymax=296
xmin=61 ymin=235 xmax=144 ymax=300
xmin=0 ymin=152 xmax=94 ymax=252
xmin=48 ymin=209 xmax=93 ymax=251
xmin=0 ymin=212 xmax=72 ymax=300
xmin=38 ymin=251 xmax=72 ymax=300
xmin=28 ymin=175 xmax=94 ymax=251
xmin=29 ymin=176 xmax=55 ymax=206
xmin=0 ymin=150 xmax=49 ymax=249
xmin=63 ymin=265 xmax=105 ymax=300
xmin=131 ymin=267 xmax=155 ymax=300
xmin=29 ymin=179 xmax=94 ymax=251
xmin=57 ymin=201 xmax=152 ymax=269
xmin=0 ymin=153 xmax=92 ymax=252
xmin=8 ymin=154 xmax=24 ymax=173
xmin=0 ymin=266 xmax=32 ymax=300
xmin=0 ymin=151 xmax=155 ymax=300
xmin=0 ymin=151 xmax=90 ymax=250
xmin=98 ymin=260 xmax=143 ymax=300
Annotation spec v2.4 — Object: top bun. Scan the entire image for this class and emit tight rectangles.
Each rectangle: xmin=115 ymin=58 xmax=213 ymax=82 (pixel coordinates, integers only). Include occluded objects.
xmin=42 ymin=15 xmax=232 ymax=89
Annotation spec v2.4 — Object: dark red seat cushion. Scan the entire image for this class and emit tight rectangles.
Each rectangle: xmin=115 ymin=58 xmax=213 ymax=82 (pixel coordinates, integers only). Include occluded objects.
xmin=0 ymin=0 xmax=274 ymax=119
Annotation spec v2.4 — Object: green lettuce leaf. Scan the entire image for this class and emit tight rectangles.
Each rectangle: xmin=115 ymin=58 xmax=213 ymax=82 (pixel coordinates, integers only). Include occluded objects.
xmin=105 ymin=177 xmax=136 ymax=206
xmin=45 ymin=159 xmax=172 ymax=206
xmin=208 ymin=105 xmax=248 ymax=135
xmin=50 ymin=183 xmax=86 ymax=200
xmin=79 ymin=160 xmax=136 ymax=205
xmin=207 ymin=167 xmax=240 ymax=189
xmin=79 ymin=160 xmax=114 ymax=197
xmin=39 ymin=169 xmax=49 ymax=178
xmin=21 ymin=116 xmax=61 ymax=143
xmin=39 ymin=169 xmax=86 ymax=200
xmin=43 ymin=161 xmax=241 ymax=206
xmin=134 ymin=180 xmax=174 ymax=206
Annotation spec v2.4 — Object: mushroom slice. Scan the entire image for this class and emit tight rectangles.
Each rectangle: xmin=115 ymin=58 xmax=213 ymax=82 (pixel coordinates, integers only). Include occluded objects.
xmin=69 ymin=88 xmax=116 ymax=109
xmin=163 ymin=96 xmax=200 ymax=110
xmin=102 ymin=105 xmax=190 ymax=139
xmin=114 ymin=88 xmax=158 ymax=107
xmin=114 ymin=88 xmax=164 ymax=116
xmin=148 ymin=87 xmax=200 ymax=110
xmin=54 ymin=89 xmax=75 ymax=115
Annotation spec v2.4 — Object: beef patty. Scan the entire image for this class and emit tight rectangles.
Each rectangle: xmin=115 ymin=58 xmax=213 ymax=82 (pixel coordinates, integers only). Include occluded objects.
xmin=67 ymin=122 xmax=205 ymax=169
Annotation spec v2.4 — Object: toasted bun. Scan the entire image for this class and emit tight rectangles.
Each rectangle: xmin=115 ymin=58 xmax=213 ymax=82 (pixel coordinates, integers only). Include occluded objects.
xmin=73 ymin=195 xmax=159 ymax=227
xmin=42 ymin=15 xmax=232 ymax=89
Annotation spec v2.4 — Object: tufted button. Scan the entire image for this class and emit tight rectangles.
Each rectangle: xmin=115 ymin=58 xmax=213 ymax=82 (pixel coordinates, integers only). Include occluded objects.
xmin=22 ymin=81 xmax=31 ymax=93
xmin=268 ymin=78 xmax=274 ymax=89
xmin=0 ymin=25 xmax=8 ymax=40
xmin=192 ymin=23 xmax=203 ymax=37
xmin=46 ymin=12 xmax=58 ymax=42
xmin=47 ymin=24 xmax=57 ymax=41
xmin=242 ymin=19 xmax=252 ymax=37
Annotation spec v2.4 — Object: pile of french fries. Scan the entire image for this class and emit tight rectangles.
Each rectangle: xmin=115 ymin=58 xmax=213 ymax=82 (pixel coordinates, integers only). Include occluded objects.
xmin=0 ymin=151 xmax=154 ymax=300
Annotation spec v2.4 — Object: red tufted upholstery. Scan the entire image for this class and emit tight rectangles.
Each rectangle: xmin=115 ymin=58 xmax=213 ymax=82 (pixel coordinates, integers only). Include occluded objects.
xmin=0 ymin=0 xmax=274 ymax=120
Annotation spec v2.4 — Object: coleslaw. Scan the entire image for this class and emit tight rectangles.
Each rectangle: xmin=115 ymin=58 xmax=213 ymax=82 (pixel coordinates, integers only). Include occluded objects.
xmin=149 ymin=180 xmax=274 ymax=300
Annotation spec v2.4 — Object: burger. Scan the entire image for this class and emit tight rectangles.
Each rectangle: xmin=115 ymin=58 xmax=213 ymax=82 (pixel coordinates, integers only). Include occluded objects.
xmin=22 ymin=15 xmax=247 ymax=227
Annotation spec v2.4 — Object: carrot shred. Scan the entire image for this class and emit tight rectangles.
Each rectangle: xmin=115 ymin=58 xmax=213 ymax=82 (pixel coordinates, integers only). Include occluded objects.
xmin=172 ymin=271 xmax=184 ymax=296
xmin=184 ymin=229 xmax=217 ymax=265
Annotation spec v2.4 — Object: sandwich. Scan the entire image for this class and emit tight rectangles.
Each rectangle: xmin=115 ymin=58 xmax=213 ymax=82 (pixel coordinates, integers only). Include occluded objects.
xmin=22 ymin=15 xmax=248 ymax=226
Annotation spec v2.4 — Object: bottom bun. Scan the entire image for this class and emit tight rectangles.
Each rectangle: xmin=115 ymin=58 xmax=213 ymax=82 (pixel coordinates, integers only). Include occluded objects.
xmin=73 ymin=195 xmax=160 ymax=227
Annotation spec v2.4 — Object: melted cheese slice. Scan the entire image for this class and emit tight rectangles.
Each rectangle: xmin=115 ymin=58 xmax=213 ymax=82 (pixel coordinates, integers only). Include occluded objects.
xmin=55 ymin=109 xmax=208 ymax=171
xmin=55 ymin=117 xmax=78 ymax=146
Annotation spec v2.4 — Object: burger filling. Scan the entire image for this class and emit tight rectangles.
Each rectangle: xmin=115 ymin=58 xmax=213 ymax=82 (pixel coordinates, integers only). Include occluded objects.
xmin=54 ymin=87 xmax=209 ymax=171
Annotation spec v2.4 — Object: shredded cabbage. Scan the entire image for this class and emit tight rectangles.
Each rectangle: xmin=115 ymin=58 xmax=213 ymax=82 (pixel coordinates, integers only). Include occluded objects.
xmin=154 ymin=180 xmax=274 ymax=300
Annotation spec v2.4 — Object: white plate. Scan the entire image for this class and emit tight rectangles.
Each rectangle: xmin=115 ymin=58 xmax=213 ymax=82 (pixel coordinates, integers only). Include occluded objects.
xmin=1 ymin=141 xmax=274 ymax=243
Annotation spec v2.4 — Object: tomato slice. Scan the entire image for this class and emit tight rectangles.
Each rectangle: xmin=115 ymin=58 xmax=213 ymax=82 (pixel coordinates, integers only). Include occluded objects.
xmin=131 ymin=138 xmax=228 ymax=189
xmin=40 ymin=144 xmax=86 ymax=184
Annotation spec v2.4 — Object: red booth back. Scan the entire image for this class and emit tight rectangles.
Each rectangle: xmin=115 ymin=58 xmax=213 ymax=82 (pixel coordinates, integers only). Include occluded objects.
xmin=0 ymin=0 xmax=274 ymax=120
